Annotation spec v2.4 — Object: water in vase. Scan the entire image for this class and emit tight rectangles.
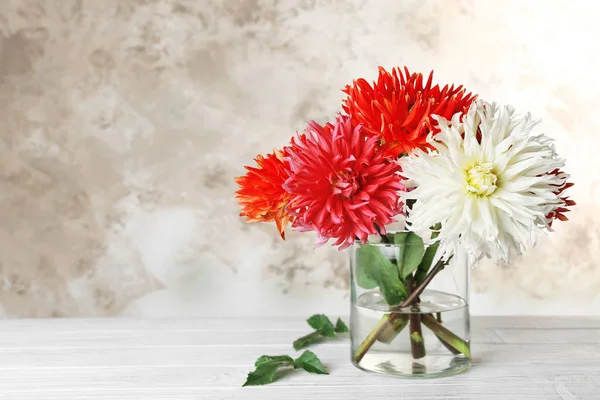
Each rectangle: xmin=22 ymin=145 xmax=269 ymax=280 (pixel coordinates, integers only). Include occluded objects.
xmin=351 ymin=289 xmax=471 ymax=378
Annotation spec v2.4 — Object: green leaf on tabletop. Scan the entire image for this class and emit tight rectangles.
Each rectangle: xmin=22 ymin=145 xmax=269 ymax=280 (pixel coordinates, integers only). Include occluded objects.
xmin=415 ymin=242 xmax=440 ymax=284
xmin=334 ymin=318 xmax=349 ymax=333
xmin=306 ymin=314 xmax=336 ymax=337
xmin=393 ymin=232 xmax=425 ymax=279
xmin=293 ymin=350 xmax=329 ymax=375
xmin=243 ymin=363 xmax=282 ymax=386
xmin=293 ymin=331 xmax=324 ymax=351
xmin=357 ymin=244 xmax=407 ymax=305
xmin=243 ymin=355 xmax=294 ymax=387
xmin=293 ymin=316 xmax=349 ymax=350
xmin=255 ymin=355 xmax=294 ymax=367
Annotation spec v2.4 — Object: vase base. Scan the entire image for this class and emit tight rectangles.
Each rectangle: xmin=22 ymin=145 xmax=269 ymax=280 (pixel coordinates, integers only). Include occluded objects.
xmin=352 ymin=352 xmax=470 ymax=379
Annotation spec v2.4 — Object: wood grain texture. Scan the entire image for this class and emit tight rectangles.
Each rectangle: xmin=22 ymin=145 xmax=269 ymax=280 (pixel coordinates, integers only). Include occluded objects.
xmin=0 ymin=317 xmax=598 ymax=399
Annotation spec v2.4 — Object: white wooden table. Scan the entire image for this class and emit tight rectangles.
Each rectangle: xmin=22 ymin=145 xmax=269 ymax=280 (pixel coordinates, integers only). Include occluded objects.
xmin=0 ymin=317 xmax=598 ymax=399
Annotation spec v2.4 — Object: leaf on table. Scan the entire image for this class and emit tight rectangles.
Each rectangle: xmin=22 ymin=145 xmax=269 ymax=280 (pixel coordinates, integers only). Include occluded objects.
xmin=255 ymin=355 xmax=294 ymax=367
xmin=293 ymin=331 xmax=324 ymax=351
xmin=243 ymin=356 xmax=294 ymax=387
xmin=243 ymin=350 xmax=329 ymax=386
xmin=357 ymin=244 xmax=407 ymax=305
xmin=293 ymin=350 xmax=329 ymax=375
xmin=306 ymin=314 xmax=336 ymax=337
xmin=334 ymin=318 xmax=349 ymax=333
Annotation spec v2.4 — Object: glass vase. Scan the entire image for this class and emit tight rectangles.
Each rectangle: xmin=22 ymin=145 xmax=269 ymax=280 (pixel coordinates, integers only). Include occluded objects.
xmin=350 ymin=235 xmax=471 ymax=378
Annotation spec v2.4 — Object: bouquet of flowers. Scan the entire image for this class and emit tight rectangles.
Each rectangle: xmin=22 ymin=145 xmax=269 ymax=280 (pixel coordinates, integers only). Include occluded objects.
xmin=235 ymin=66 xmax=574 ymax=378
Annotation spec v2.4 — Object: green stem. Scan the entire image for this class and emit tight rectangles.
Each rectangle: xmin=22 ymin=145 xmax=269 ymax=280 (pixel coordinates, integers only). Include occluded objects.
xmin=409 ymin=308 xmax=426 ymax=359
xmin=398 ymin=261 xmax=445 ymax=308
xmin=406 ymin=276 xmax=426 ymax=359
xmin=352 ymin=262 xmax=445 ymax=363
xmin=421 ymin=314 xmax=471 ymax=358
xmin=377 ymin=314 xmax=409 ymax=344
xmin=353 ymin=313 xmax=397 ymax=363
xmin=373 ymin=223 xmax=390 ymax=243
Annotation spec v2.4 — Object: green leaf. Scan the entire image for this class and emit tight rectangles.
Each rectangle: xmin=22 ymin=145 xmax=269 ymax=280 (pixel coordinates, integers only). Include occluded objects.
xmin=243 ymin=362 xmax=282 ymax=386
xmin=356 ymin=245 xmax=407 ymax=305
xmin=255 ymin=355 xmax=293 ymax=367
xmin=243 ymin=355 xmax=295 ymax=387
xmin=392 ymin=232 xmax=425 ymax=279
xmin=355 ymin=252 xmax=379 ymax=290
xmin=391 ymin=232 xmax=408 ymax=247
xmin=392 ymin=232 xmax=408 ymax=276
xmin=243 ymin=351 xmax=329 ymax=387
xmin=414 ymin=242 xmax=440 ymax=284
xmin=334 ymin=318 xmax=349 ymax=333
xmin=430 ymin=222 xmax=442 ymax=239
xmin=391 ymin=232 xmax=408 ymax=246
xmin=293 ymin=316 xmax=348 ymax=350
xmin=293 ymin=350 xmax=329 ymax=375
xmin=306 ymin=314 xmax=336 ymax=337
xmin=293 ymin=331 xmax=323 ymax=351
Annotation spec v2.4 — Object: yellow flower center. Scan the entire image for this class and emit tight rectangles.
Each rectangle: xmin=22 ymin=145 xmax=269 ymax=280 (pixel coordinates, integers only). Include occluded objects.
xmin=465 ymin=163 xmax=497 ymax=196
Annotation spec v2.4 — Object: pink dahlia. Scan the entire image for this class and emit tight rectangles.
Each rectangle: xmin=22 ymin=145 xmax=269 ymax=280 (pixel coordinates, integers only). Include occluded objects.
xmin=283 ymin=115 xmax=404 ymax=249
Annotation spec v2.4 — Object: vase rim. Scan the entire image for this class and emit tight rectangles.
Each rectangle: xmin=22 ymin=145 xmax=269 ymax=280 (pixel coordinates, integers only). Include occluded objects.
xmin=353 ymin=230 xmax=433 ymax=247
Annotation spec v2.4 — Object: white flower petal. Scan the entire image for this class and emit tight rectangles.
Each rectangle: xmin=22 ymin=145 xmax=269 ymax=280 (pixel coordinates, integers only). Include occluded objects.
xmin=399 ymin=100 xmax=571 ymax=263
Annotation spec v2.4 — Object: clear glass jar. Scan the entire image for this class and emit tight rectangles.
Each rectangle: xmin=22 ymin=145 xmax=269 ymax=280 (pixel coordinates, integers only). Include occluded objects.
xmin=350 ymin=234 xmax=471 ymax=378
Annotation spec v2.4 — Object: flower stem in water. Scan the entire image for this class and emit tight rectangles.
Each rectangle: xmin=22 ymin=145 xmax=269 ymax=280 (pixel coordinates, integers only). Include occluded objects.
xmin=377 ymin=314 xmax=409 ymax=343
xmin=409 ymin=307 xmax=426 ymax=359
xmin=353 ymin=313 xmax=397 ymax=363
xmin=421 ymin=314 xmax=471 ymax=358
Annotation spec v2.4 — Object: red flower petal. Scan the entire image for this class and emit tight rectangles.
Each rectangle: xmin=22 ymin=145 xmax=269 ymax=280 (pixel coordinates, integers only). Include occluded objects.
xmin=544 ymin=169 xmax=575 ymax=226
xmin=284 ymin=115 xmax=405 ymax=249
xmin=235 ymin=149 xmax=294 ymax=239
xmin=342 ymin=66 xmax=476 ymax=158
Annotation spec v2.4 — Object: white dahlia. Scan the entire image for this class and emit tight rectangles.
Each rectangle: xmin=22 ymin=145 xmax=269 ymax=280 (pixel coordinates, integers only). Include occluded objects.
xmin=399 ymin=100 xmax=573 ymax=263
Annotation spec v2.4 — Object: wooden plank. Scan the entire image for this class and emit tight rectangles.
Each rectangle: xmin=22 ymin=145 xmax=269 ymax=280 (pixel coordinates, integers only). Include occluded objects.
xmin=0 ymin=328 xmax=504 ymax=349
xmin=0 ymin=385 xmax=576 ymax=400
xmin=1 ymin=362 xmax=598 ymax=389
xmin=0 ymin=316 xmax=596 ymax=333
xmin=0 ymin=317 xmax=598 ymax=399
xmin=0 ymin=318 xmax=317 ymax=332
xmin=473 ymin=316 xmax=600 ymax=329
xmin=0 ymin=342 xmax=596 ymax=368
xmin=496 ymin=328 xmax=600 ymax=344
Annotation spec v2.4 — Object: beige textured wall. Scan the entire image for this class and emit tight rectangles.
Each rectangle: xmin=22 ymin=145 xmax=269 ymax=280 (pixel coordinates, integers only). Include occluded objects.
xmin=0 ymin=0 xmax=598 ymax=318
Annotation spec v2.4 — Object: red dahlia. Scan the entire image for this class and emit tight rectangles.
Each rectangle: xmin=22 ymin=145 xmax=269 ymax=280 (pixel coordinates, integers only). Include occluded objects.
xmin=235 ymin=149 xmax=293 ymax=239
xmin=283 ymin=115 xmax=405 ymax=250
xmin=342 ymin=66 xmax=476 ymax=158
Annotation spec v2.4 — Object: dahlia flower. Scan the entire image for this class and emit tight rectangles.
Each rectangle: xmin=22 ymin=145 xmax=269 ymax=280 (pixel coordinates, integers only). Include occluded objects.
xmin=235 ymin=149 xmax=293 ymax=239
xmin=545 ymin=168 xmax=576 ymax=226
xmin=342 ymin=66 xmax=475 ymax=158
xmin=399 ymin=100 xmax=574 ymax=263
xmin=283 ymin=115 xmax=404 ymax=249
